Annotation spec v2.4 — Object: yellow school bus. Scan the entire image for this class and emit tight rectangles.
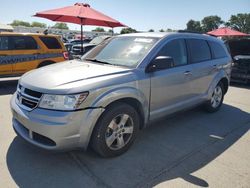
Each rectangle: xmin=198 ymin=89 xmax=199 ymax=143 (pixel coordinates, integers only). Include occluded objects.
xmin=0 ymin=32 xmax=68 ymax=77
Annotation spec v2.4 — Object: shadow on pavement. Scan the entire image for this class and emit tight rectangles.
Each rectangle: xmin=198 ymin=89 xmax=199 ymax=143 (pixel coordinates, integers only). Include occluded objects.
xmin=7 ymin=104 xmax=250 ymax=188
xmin=0 ymin=79 xmax=18 ymax=95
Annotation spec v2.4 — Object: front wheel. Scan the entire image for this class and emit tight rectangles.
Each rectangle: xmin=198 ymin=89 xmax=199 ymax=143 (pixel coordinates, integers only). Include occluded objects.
xmin=204 ymin=82 xmax=224 ymax=113
xmin=91 ymin=103 xmax=140 ymax=157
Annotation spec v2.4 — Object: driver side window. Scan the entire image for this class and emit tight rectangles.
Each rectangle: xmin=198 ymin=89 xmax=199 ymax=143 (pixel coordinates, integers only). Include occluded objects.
xmin=157 ymin=39 xmax=188 ymax=67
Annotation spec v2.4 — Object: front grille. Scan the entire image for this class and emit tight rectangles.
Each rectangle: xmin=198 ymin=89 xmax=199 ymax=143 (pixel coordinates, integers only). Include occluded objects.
xmin=24 ymin=88 xmax=42 ymax=98
xmin=72 ymin=46 xmax=82 ymax=52
xmin=22 ymin=98 xmax=38 ymax=109
xmin=17 ymin=85 xmax=42 ymax=111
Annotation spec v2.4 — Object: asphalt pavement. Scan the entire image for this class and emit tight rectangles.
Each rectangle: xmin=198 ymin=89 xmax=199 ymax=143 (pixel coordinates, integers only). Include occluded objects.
xmin=0 ymin=78 xmax=249 ymax=188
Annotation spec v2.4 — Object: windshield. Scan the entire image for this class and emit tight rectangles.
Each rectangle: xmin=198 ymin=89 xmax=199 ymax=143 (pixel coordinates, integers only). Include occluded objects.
xmin=227 ymin=39 xmax=250 ymax=56
xmin=83 ymin=36 xmax=159 ymax=68
xmin=90 ymin=36 xmax=108 ymax=45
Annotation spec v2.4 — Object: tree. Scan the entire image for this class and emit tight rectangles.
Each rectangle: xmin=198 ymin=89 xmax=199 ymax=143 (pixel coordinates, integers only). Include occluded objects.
xmin=108 ymin=29 xmax=113 ymax=33
xmin=148 ymin=29 xmax=154 ymax=32
xmin=31 ymin=21 xmax=47 ymax=28
xmin=92 ymin=27 xmax=105 ymax=32
xmin=10 ymin=20 xmax=31 ymax=27
xmin=120 ymin=27 xmax=137 ymax=34
xmin=159 ymin=29 xmax=165 ymax=32
xmin=52 ymin=22 xmax=69 ymax=30
xmin=186 ymin=19 xmax=202 ymax=32
xmin=226 ymin=13 xmax=250 ymax=33
xmin=201 ymin=16 xmax=224 ymax=32
xmin=166 ymin=28 xmax=174 ymax=32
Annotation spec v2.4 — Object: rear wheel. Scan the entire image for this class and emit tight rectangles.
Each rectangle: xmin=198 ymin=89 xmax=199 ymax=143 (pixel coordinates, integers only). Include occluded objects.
xmin=91 ymin=103 xmax=140 ymax=157
xmin=204 ymin=82 xmax=224 ymax=113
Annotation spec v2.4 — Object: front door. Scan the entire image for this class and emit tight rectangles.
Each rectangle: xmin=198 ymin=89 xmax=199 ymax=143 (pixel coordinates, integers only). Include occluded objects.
xmin=149 ymin=39 xmax=193 ymax=120
xmin=10 ymin=36 xmax=39 ymax=74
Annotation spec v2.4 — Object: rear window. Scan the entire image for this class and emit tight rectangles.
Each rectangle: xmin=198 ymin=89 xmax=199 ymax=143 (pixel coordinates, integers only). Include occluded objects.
xmin=39 ymin=36 xmax=62 ymax=49
xmin=209 ymin=41 xmax=227 ymax=59
xmin=187 ymin=39 xmax=211 ymax=63
xmin=9 ymin=36 xmax=38 ymax=50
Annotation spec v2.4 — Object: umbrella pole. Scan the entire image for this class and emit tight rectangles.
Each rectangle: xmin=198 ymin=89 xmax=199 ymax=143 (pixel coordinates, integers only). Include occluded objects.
xmin=81 ymin=23 xmax=83 ymax=54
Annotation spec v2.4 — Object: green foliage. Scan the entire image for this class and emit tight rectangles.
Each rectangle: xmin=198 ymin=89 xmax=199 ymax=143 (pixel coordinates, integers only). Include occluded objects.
xmin=226 ymin=13 xmax=250 ymax=33
xmin=120 ymin=27 xmax=137 ymax=34
xmin=10 ymin=20 xmax=31 ymax=27
xmin=201 ymin=16 xmax=224 ymax=32
xmin=159 ymin=29 xmax=165 ymax=32
xmin=186 ymin=19 xmax=202 ymax=32
xmin=31 ymin=21 xmax=47 ymax=28
xmin=52 ymin=22 xmax=69 ymax=30
xmin=166 ymin=28 xmax=174 ymax=32
xmin=148 ymin=29 xmax=154 ymax=32
xmin=92 ymin=27 xmax=105 ymax=32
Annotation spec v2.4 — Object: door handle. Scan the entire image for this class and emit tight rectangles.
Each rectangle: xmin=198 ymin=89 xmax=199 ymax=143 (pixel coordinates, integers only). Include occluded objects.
xmin=184 ymin=71 xmax=192 ymax=76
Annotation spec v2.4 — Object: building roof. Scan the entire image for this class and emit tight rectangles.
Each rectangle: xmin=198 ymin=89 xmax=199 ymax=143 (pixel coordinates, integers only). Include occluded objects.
xmin=0 ymin=23 xmax=13 ymax=31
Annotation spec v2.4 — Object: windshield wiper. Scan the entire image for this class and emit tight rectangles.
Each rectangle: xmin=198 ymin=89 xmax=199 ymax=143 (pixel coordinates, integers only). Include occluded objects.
xmin=85 ymin=58 xmax=112 ymax=65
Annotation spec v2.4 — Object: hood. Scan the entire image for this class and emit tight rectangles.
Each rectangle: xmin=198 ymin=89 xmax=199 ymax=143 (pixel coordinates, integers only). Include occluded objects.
xmin=73 ymin=43 xmax=95 ymax=48
xmin=234 ymin=55 xmax=250 ymax=60
xmin=20 ymin=60 xmax=131 ymax=93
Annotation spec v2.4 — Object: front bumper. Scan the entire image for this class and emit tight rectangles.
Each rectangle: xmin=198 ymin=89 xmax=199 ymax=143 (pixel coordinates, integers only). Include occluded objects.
xmin=10 ymin=93 xmax=104 ymax=151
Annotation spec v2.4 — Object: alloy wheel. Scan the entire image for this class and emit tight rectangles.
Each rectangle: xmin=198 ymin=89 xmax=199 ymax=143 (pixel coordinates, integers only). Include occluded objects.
xmin=105 ymin=114 xmax=134 ymax=150
xmin=211 ymin=85 xmax=223 ymax=108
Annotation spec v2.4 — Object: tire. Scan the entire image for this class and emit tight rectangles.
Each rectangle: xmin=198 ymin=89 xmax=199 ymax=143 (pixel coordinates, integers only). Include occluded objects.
xmin=91 ymin=103 xmax=140 ymax=157
xmin=204 ymin=82 xmax=225 ymax=113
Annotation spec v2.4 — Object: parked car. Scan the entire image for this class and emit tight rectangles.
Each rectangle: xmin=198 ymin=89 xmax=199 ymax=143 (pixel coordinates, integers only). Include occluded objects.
xmin=0 ymin=32 xmax=68 ymax=77
xmin=64 ymin=42 xmax=73 ymax=52
xmin=11 ymin=32 xmax=231 ymax=157
xmin=69 ymin=38 xmax=91 ymax=45
xmin=71 ymin=35 xmax=111 ymax=58
xmin=225 ymin=38 xmax=250 ymax=84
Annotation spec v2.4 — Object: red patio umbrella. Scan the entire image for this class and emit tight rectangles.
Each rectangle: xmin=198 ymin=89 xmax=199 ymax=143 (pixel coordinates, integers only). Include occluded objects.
xmin=34 ymin=3 xmax=127 ymax=52
xmin=207 ymin=27 xmax=248 ymax=37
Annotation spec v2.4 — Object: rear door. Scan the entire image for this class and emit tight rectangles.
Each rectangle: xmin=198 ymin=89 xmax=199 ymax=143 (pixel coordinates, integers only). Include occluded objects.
xmin=186 ymin=39 xmax=216 ymax=96
xmin=10 ymin=35 xmax=39 ymax=74
xmin=0 ymin=35 xmax=12 ymax=76
xmin=149 ymin=39 xmax=193 ymax=120
xmin=38 ymin=36 xmax=65 ymax=63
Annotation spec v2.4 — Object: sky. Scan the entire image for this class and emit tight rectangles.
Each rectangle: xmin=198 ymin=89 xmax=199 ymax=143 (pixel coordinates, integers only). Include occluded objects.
xmin=0 ymin=0 xmax=249 ymax=32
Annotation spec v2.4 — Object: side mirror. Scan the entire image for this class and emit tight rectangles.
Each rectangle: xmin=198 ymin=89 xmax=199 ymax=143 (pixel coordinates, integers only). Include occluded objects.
xmin=146 ymin=56 xmax=174 ymax=73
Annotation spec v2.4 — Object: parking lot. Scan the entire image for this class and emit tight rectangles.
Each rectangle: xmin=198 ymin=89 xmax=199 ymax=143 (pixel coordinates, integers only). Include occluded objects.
xmin=0 ymin=79 xmax=249 ymax=188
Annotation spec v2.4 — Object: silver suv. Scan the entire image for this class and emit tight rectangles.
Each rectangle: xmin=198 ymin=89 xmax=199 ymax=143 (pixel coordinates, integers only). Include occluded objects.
xmin=11 ymin=32 xmax=231 ymax=157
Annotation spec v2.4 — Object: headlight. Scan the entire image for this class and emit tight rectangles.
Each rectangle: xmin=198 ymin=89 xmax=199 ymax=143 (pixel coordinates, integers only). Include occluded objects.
xmin=39 ymin=92 xmax=89 ymax=111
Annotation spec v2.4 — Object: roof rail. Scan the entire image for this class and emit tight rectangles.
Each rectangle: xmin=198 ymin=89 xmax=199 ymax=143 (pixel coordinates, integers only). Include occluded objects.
xmin=177 ymin=30 xmax=202 ymax=34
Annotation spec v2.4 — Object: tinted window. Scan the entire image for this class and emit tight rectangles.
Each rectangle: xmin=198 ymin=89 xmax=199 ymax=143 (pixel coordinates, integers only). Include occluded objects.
xmin=226 ymin=39 xmax=250 ymax=56
xmin=0 ymin=36 xmax=9 ymax=50
xmin=157 ymin=39 xmax=188 ymax=66
xmin=188 ymin=39 xmax=211 ymax=63
xmin=39 ymin=37 xmax=62 ymax=49
xmin=209 ymin=41 xmax=227 ymax=59
xmin=10 ymin=36 xmax=38 ymax=50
